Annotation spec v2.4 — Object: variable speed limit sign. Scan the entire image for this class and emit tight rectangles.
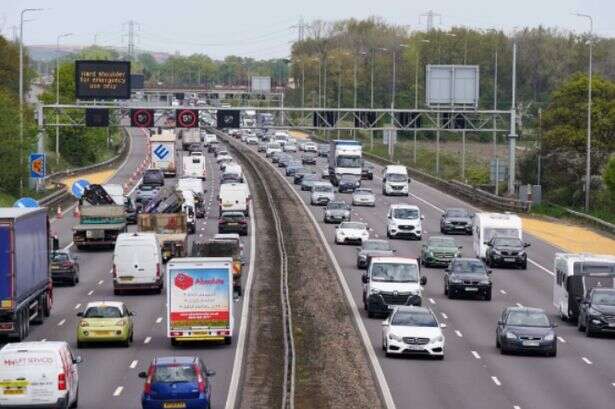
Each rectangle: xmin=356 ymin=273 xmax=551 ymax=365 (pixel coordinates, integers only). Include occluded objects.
xmin=130 ymin=109 xmax=154 ymax=128
xmin=216 ymin=110 xmax=240 ymax=129
xmin=176 ymin=109 xmax=199 ymax=128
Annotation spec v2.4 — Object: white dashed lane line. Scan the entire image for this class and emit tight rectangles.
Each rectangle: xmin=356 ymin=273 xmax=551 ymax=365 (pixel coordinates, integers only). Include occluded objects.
xmin=87 ymin=290 xmax=94 ymax=296
xmin=57 ymin=319 xmax=66 ymax=326
xmin=471 ymin=351 xmax=481 ymax=360
xmin=557 ymin=336 xmax=566 ymax=343
xmin=515 ymin=302 xmax=523 ymax=308
xmin=112 ymin=386 xmax=123 ymax=397
xmin=499 ymin=290 xmax=507 ymax=295
xmin=454 ymin=330 xmax=463 ymax=338
xmin=156 ymin=317 xmax=163 ymax=324
xmin=441 ymin=312 xmax=448 ymax=320
xmin=74 ymin=303 xmax=81 ymax=310
xmin=129 ymin=360 xmax=138 ymax=369
xmin=491 ymin=376 xmax=502 ymax=386
xmin=428 ymin=298 xmax=435 ymax=305
xmin=144 ymin=336 xmax=152 ymax=344
xmin=97 ymin=280 xmax=104 ymax=285
xmin=582 ymin=357 xmax=593 ymax=365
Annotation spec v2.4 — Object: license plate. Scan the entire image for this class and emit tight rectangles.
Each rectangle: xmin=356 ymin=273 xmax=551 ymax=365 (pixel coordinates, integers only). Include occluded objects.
xmin=465 ymin=287 xmax=479 ymax=292
xmin=120 ymin=276 xmax=133 ymax=281
xmin=406 ymin=344 xmax=424 ymax=351
xmin=93 ymin=331 xmax=112 ymax=335
xmin=163 ymin=402 xmax=187 ymax=409
xmin=227 ymin=223 xmax=238 ymax=226
xmin=522 ymin=340 xmax=540 ymax=347
xmin=86 ymin=230 xmax=104 ymax=239
xmin=3 ymin=389 xmax=25 ymax=395
xmin=222 ymin=204 xmax=232 ymax=208
xmin=504 ymin=257 xmax=515 ymax=262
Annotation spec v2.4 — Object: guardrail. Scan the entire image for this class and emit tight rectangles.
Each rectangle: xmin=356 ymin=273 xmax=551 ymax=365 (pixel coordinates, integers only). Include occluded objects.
xmin=543 ymin=203 xmax=615 ymax=236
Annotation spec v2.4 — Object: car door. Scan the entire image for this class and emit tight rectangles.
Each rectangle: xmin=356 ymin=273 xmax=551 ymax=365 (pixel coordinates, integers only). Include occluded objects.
xmin=497 ymin=309 xmax=508 ymax=341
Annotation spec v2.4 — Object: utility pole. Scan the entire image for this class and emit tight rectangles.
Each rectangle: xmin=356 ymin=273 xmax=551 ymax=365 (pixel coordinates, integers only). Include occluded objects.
xmin=352 ymin=54 xmax=357 ymax=140
xmin=420 ymin=10 xmax=441 ymax=31
xmin=56 ymin=33 xmax=73 ymax=165
xmin=124 ymin=20 xmax=139 ymax=60
xmin=337 ymin=57 xmax=342 ymax=137
xmin=507 ymin=36 xmax=518 ymax=196
xmin=493 ymin=48 xmax=499 ymax=196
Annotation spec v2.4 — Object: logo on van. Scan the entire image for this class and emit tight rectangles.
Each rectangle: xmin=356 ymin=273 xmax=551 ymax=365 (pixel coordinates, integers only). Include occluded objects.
xmin=153 ymin=144 xmax=170 ymax=160
xmin=174 ymin=272 xmax=194 ymax=291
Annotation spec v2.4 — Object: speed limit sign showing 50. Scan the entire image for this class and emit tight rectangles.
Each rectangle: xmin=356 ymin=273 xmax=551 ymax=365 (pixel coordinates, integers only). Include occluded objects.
xmin=176 ymin=109 xmax=199 ymax=128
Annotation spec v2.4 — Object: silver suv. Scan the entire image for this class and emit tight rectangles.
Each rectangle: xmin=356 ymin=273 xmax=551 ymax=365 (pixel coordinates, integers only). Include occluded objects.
xmin=310 ymin=182 xmax=335 ymax=206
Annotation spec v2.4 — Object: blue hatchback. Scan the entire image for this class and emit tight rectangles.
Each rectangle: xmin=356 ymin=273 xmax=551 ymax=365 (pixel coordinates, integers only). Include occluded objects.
xmin=139 ymin=356 xmax=215 ymax=409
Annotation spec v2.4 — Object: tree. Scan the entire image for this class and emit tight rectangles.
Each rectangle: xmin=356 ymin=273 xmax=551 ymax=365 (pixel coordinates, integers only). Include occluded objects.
xmin=604 ymin=155 xmax=615 ymax=199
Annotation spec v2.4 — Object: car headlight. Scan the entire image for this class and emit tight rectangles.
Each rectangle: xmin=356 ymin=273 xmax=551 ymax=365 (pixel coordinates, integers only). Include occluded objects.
xmin=369 ymin=288 xmax=380 ymax=295
xmin=588 ymin=307 xmax=602 ymax=318
xmin=388 ymin=333 xmax=403 ymax=342
xmin=432 ymin=335 xmax=444 ymax=343
xmin=80 ymin=321 xmax=89 ymax=327
xmin=493 ymin=249 xmax=502 ymax=255
xmin=444 ymin=220 xmax=452 ymax=225
xmin=427 ymin=251 xmax=434 ymax=257
xmin=479 ymin=279 xmax=491 ymax=285
xmin=359 ymin=255 xmax=367 ymax=260
xmin=450 ymin=277 xmax=462 ymax=284
xmin=543 ymin=333 xmax=555 ymax=342
xmin=505 ymin=332 xmax=517 ymax=340
xmin=115 ymin=319 xmax=125 ymax=326
xmin=518 ymin=251 xmax=525 ymax=256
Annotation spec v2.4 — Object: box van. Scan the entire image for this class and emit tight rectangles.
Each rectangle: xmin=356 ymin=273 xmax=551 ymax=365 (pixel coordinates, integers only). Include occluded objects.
xmin=382 ymin=165 xmax=409 ymax=196
xmin=0 ymin=341 xmax=81 ymax=408
xmin=113 ymin=232 xmax=163 ymax=295
xmin=473 ymin=213 xmax=522 ymax=259
xmin=219 ymin=183 xmax=250 ymax=216
xmin=180 ymin=190 xmax=197 ymax=234
xmin=183 ymin=155 xmax=206 ymax=180
xmin=223 ymin=163 xmax=244 ymax=182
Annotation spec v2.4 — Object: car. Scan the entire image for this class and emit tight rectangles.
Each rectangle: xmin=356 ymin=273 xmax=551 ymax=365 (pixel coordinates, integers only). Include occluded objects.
xmin=293 ymin=170 xmax=308 ymax=184
xmin=301 ymin=173 xmax=320 ymax=191
xmin=352 ymin=188 xmax=376 ymax=207
xmin=139 ymin=356 xmax=215 ymax=409
xmin=76 ymin=301 xmax=134 ymax=347
xmin=338 ymin=174 xmax=361 ymax=193
xmin=420 ymin=236 xmax=462 ymax=268
xmin=382 ymin=306 xmax=445 ymax=359
xmin=207 ymin=141 xmax=219 ymax=153
xmin=246 ymin=136 xmax=259 ymax=145
xmin=496 ymin=307 xmax=557 ymax=356
xmin=221 ymin=173 xmax=242 ymax=185
xmin=302 ymin=152 xmax=317 ymax=165
xmin=50 ymin=250 xmax=80 ymax=285
xmin=361 ymin=161 xmax=374 ymax=180
xmin=356 ymin=239 xmax=396 ymax=269
xmin=286 ymin=162 xmax=303 ymax=177
xmin=303 ymin=142 xmax=318 ymax=152
xmin=318 ymin=144 xmax=329 ymax=157
xmin=440 ymin=208 xmax=473 ymax=234
xmin=136 ymin=184 xmax=161 ymax=204
xmin=187 ymin=143 xmax=202 ymax=154
xmin=271 ymin=151 xmax=282 ymax=163
xmin=310 ymin=182 xmax=335 ymax=205
xmin=257 ymin=142 xmax=267 ymax=152
xmin=321 ymin=167 xmax=330 ymax=179
xmin=143 ymin=169 xmax=165 ymax=186
xmin=485 ymin=237 xmax=530 ymax=269
xmin=266 ymin=142 xmax=283 ymax=157
xmin=323 ymin=201 xmax=351 ymax=223
xmin=218 ymin=211 xmax=248 ymax=236
xmin=283 ymin=143 xmax=297 ymax=152
xmin=216 ymin=154 xmax=233 ymax=164
xmin=577 ymin=288 xmax=615 ymax=337
xmin=335 ymin=221 xmax=369 ymax=245
xmin=278 ymin=154 xmax=291 ymax=168
xmin=386 ymin=204 xmax=424 ymax=240
xmin=444 ymin=258 xmax=492 ymax=300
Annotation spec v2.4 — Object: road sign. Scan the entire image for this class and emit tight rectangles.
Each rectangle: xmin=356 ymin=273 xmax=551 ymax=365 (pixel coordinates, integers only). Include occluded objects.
xmin=153 ymin=144 xmax=171 ymax=160
xmin=130 ymin=109 xmax=154 ymax=127
xmin=490 ymin=160 xmax=508 ymax=183
xmin=29 ymin=153 xmax=46 ymax=179
xmin=75 ymin=60 xmax=131 ymax=100
xmin=176 ymin=109 xmax=198 ymax=128
xmin=216 ymin=110 xmax=240 ymax=129
xmin=383 ymin=129 xmax=397 ymax=144
xmin=85 ymin=108 xmax=109 ymax=127
xmin=71 ymin=179 xmax=91 ymax=199
xmin=13 ymin=197 xmax=39 ymax=208
xmin=426 ymin=65 xmax=479 ymax=108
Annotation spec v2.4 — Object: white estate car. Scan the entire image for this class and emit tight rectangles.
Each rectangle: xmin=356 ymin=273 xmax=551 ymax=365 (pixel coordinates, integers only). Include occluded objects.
xmin=387 ymin=204 xmax=424 ymax=240
xmin=352 ymin=188 xmax=376 ymax=207
xmin=303 ymin=142 xmax=318 ymax=152
xmin=382 ymin=306 xmax=445 ymax=359
xmin=335 ymin=221 xmax=369 ymax=245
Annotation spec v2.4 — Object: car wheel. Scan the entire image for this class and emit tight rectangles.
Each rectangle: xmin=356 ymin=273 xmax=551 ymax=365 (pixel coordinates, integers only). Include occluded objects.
xmin=70 ymin=387 xmax=78 ymax=408
xmin=71 ymin=274 xmax=78 ymax=287
xmin=521 ymin=260 xmax=528 ymax=270
xmin=577 ymin=316 xmax=586 ymax=331
xmin=585 ymin=324 xmax=595 ymax=338
xmin=500 ymin=343 xmax=508 ymax=355
xmin=113 ymin=289 xmax=121 ymax=296
xmin=434 ymin=355 xmax=444 ymax=360
xmin=382 ymin=339 xmax=386 ymax=351
xmin=77 ymin=341 xmax=84 ymax=349
xmin=496 ymin=336 xmax=500 ymax=349
xmin=548 ymin=346 xmax=557 ymax=357
xmin=444 ymin=283 xmax=448 ymax=295
xmin=367 ymin=309 xmax=375 ymax=319
xmin=122 ymin=338 xmax=130 ymax=347
xmin=484 ymin=288 xmax=492 ymax=301
xmin=386 ymin=230 xmax=392 ymax=239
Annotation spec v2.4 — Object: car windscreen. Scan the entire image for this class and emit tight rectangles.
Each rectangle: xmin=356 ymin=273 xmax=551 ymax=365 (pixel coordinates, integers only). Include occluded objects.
xmin=391 ymin=310 xmax=437 ymax=327
xmin=393 ymin=208 xmax=418 ymax=219
xmin=492 ymin=237 xmax=522 ymax=247
xmin=371 ymin=263 xmax=419 ymax=283
xmin=139 ymin=185 xmax=154 ymax=191
xmin=451 ymin=260 xmax=487 ymax=274
xmin=363 ymin=241 xmax=391 ymax=251
xmin=506 ymin=311 xmax=550 ymax=327
xmin=222 ymin=213 xmax=245 ymax=221
xmin=355 ymin=189 xmax=372 ymax=195
xmin=84 ymin=306 xmax=122 ymax=318
xmin=429 ymin=237 xmax=456 ymax=247
xmin=51 ymin=252 xmax=69 ymax=261
xmin=337 ymin=157 xmax=361 ymax=168
xmin=153 ymin=365 xmax=197 ymax=383
xmin=340 ymin=222 xmax=365 ymax=230
xmin=341 ymin=176 xmax=359 ymax=183
xmin=268 ymin=143 xmax=281 ymax=149
xmin=303 ymin=175 xmax=319 ymax=181
xmin=591 ymin=290 xmax=615 ymax=306
xmin=327 ymin=202 xmax=347 ymax=210
xmin=314 ymin=185 xmax=332 ymax=192
xmin=446 ymin=209 xmax=469 ymax=218
xmin=387 ymin=173 xmax=407 ymax=182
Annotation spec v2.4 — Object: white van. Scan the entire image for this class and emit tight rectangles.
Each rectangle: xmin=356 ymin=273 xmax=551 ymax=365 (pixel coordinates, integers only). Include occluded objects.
xmin=0 ymin=341 xmax=80 ymax=408
xmin=473 ymin=213 xmax=522 ymax=259
xmin=223 ymin=163 xmax=244 ymax=182
xmin=180 ymin=190 xmax=197 ymax=234
xmin=182 ymin=154 xmax=206 ymax=180
xmin=219 ymin=183 xmax=250 ymax=216
xmin=382 ymin=165 xmax=409 ymax=196
xmin=113 ymin=232 xmax=163 ymax=295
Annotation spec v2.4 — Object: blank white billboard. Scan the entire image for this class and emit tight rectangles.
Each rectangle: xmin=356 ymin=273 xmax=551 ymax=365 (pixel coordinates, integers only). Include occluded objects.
xmin=251 ymin=76 xmax=271 ymax=93
xmin=426 ymin=65 xmax=479 ymax=107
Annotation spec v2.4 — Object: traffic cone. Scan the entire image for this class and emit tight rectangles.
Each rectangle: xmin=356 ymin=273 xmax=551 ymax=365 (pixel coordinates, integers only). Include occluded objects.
xmin=123 ymin=183 xmax=129 ymax=194
xmin=56 ymin=206 xmax=63 ymax=219
xmin=73 ymin=206 xmax=80 ymax=218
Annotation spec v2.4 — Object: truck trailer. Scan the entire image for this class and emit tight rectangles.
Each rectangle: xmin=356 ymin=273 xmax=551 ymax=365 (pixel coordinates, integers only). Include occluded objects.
xmin=328 ymin=140 xmax=362 ymax=185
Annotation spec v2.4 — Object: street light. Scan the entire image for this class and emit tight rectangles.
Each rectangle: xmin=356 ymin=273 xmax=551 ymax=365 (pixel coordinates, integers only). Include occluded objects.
xmin=55 ymin=32 xmax=73 ymax=164
xmin=414 ymin=39 xmax=430 ymax=164
xmin=311 ymin=57 xmax=321 ymax=108
xmin=573 ymin=12 xmax=594 ymax=211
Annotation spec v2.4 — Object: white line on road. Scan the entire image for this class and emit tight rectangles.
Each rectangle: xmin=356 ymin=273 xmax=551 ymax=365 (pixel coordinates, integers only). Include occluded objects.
xmin=500 ymin=289 xmax=507 ymax=295
xmin=454 ymin=330 xmax=463 ymax=338
xmin=74 ymin=303 xmax=81 ymax=310
xmin=441 ymin=312 xmax=448 ymax=320
xmin=428 ymin=298 xmax=435 ymax=305
xmin=129 ymin=360 xmax=138 ymax=369
xmin=156 ymin=317 xmax=163 ymax=324
xmin=491 ymin=376 xmax=502 ymax=386
xmin=87 ymin=290 xmax=94 ymax=296
xmin=97 ymin=280 xmax=104 ymax=285
xmin=528 ymin=259 xmax=554 ymax=276
xmin=112 ymin=386 xmax=123 ymax=397
xmin=514 ymin=406 xmax=521 ymax=409
xmin=612 ymin=383 xmax=615 ymax=388
xmin=41 ymin=338 xmax=47 ymax=342
xmin=516 ymin=302 xmax=523 ymax=308
xmin=144 ymin=336 xmax=151 ymax=344
xmin=557 ymin=336 xmax=566 ymax=343
xmin=582 ymin=357 xmax=593 ymax=365
xmin=471 ymin=350 xmax=481 ymax=360
xmin=57 ymin=319 xmax=66 ymax=326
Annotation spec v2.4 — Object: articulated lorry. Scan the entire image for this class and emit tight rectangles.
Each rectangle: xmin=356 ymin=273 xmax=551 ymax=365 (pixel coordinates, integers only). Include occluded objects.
xmin=167 ymin=257 xmax=234 ymax=345
xmin=181 ymin=129 xmax=201 ymax=150
xmin=138 ymin=213 xmax=188 ymax=262
xmin=0 ymin=208 xmax=53 ymax=341
xmin=150 ymin=130 xmax=177 ymax=177
xmin=328 ymin=139 xmax=362 ymax=185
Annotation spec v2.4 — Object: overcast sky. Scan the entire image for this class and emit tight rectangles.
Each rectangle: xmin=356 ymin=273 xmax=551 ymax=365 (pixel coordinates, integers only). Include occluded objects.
xmin=0 ymin=0 xmax=611 ymax=60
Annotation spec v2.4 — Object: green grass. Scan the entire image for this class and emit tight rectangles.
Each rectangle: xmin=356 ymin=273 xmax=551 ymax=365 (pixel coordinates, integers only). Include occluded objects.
xmin=531 ymin=203 xmax=615 ymax=226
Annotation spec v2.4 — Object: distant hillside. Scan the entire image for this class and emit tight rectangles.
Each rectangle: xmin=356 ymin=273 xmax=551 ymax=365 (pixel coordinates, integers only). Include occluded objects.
xmin=27 ymin=44 xmax=172 ymax=63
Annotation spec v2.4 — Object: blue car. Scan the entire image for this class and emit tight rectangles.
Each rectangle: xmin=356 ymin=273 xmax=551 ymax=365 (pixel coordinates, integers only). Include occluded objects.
xmin=139 ymin=356 xmax=215 ymax=409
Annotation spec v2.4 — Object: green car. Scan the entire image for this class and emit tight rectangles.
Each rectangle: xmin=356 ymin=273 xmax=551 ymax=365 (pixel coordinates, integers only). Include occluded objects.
xmin=77 ymin=301 xmax=134 ymax=347
xmin=420 ymin=236 xmax=462 ymax=268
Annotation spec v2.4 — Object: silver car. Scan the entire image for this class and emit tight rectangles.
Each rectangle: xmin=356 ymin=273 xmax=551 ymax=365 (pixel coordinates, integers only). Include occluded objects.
xmin=323 ymin=201 xmax=351 ymax=223
xmin=352 ymin=188 xmax=376 ymax=207
xmin=310 ymin=182 xmax=335 ymax=205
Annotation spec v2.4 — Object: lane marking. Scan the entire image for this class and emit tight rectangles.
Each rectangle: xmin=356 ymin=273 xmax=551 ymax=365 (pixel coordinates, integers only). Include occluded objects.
xmin=129 ymin=360 xmax=138 ymax=369
xmin=441 ymin=312 xmax=448 ymax=320
xmin=428 ymin=298 xmax=435 ymax=305
xmin=87 ymin=290 xmax=94 ymax=296
xmin=57 ymin=319 xmax=66 ymax=326
xmin=112 ymin=386 xmax=123 ymax=397
xmin=514 ymin=406 xmax=521 ymax=409
xmin=156 ymin=317 xmax=163 ymax=324
xmin=97 ymin=280 xmax=104 ymax=285
xmin=471 ymin=350 xmax=481 ymax=359
xmin=528 ymin=259 xmax=555 ymax=276
xmin=557 ymin=336 xmax=566 ymax=343
xmin=454 ymin=330 xmax=463 ymax=338
xmin=491 ymin=376 xmax=502 ymax=386
xmin=144 ymin=336 xmax=152 ymax=344
xmin=516 ymin=302 xmax=523 ymax=308
xmin=500 ymin=289 xmax=507 ymax=295
xmin=41 ymin=338 xmax=47 ymax=342
xmin=74 ymin=303 xmax=81 ymax=310
xmin=582 ymin=357 xmax=593 ymax=365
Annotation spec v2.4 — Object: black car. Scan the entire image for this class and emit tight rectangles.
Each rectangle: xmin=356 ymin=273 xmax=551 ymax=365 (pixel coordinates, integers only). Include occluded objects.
xmin=293 ymin=170 xmax=308 ymax=184
xmin=125 ymin=197 xmax=137 ymax=224
xmin=218 ymin=212 xmax=248 ymax=236
xmin=286 ymin=162 xmax=303 ymax=177
xmin=496 ymin=307 xmax=557 ymax=356
xmin=356 ymin=240 xmax=395 ymax=269
xmin=444 ymin=258 xmax=492 ymax=300
xmin=50 ymin=251 xmax=80 ymax=285
xmin=207 ymin=142 xmax=219 ymax=153
xmin=577 ymin=288 xmax=615 ymax=337
xmin=440 ymin=208 xmax=473 ymax=234
xmin=278 ymin=155 xmax=291 ymax=168
xmin=135 ymin=184 xmax=160 ymax=204
xmin=302 ymin=152 xmax=317 ymax=165
xmin=318 ymin=144 xmax=329 ymax=157
xmin=142 ymin=169 xmax=165 ymax=186
xmin=187 ymin=143 xmax=202 ymax=154
xmin=485 ymin=237 xmax=530 ymax=269
xmin=338 ymin=175 xmax=361 ymax=193
xmin=301 ymin=174 xmax=320 ymax=191
xmin=361 ymin=161 xmax=374 ymax=180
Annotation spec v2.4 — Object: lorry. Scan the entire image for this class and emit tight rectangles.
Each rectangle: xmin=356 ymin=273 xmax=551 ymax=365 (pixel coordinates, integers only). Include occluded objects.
xmin=103 ymin=183 xmax=137 ymax=224
xmin=138 ymin=213 xmax=188 ymax=262
xmin=150 ymin=130 xmax=177 ymax=177
xmin=328 ymin=139 xmax=362 ymax=185
xmin=181 ymin=129 xmax=201 ymax=151
xmin=166 ymin=257 xmax=234 ymax=345
xmin=182 ymin=154 xmax=206 ymax=180
xmin=0 ymin=208 xmax=53 ymax=341
xmin=176 ymin=177 xmax=206 ymax=218
xmin=192 ymin=239 xmax=244 ymax=296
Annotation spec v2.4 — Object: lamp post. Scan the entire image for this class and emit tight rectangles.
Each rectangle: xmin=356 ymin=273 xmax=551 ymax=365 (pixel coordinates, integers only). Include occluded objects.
xmin=574 ymin=12 xmax=594 ymax=211
xmin=312 ymin=57 xmax=321 ymax=108
xmin=360 ymin=50 xmax=374 ymax=149
xmin=55 ymin=32 xmax=73 ymax=165
xmin=414 ymin=40 xmax=430 ymax=164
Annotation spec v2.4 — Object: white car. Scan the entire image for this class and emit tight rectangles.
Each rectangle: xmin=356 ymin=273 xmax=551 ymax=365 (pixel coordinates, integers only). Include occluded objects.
xmin=266 ymin=142 xmax=283 ymax=157
xmin=246 ymin=136 xmax=259 ymax=145
xmin=283 ymin=144 xmax=297 ymax=152
xmin=381 ymin=306 xmax=445 ymax=359
xmin=352 ymin=188 xmax=376 ymax=207
xmin=217 ymin=154 xmax=233 ymax=163
xmin=335 ymin=221 xmax=369 ymax=245
xmin=303 ymin=142 xmax=318 ymax=152
xmin=387 ymin=204 xmax=424 ymax=240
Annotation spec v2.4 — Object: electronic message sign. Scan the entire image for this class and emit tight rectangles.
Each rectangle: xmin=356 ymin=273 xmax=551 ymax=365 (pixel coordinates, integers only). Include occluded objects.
xmin=75 ymin=60 xmax=131 ymax=100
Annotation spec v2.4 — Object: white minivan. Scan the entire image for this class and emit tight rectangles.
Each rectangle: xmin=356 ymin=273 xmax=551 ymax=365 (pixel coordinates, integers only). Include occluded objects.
xmin=382 ymin=165 xmax=409 ymax=196
xmin=219 ymin=183 xmax=250 ymax=216
xmin=182 ymin=155 xmax=206 ymax=180
xmin=113 ymin=232 xmax=163 ymax=295
xmin=0 ymin=341 xmax=81 ymax=409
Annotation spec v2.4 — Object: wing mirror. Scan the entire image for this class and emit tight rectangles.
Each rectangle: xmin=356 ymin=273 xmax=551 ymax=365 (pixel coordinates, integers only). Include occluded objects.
xmin=206 ymin=369 xmax=216 ymax=377
xmin=439 ymin=323 xmax=447 ymax=329
xmin=487 ymin=270 xmax=493 ymax=275
xmin=420 ymin=215 xmax=425 ymax=220
xmin=551 ymin=323 xmax=558 ymax=328
xmin=484 ymin=241 xmax=491 ymax=246
xmin=76 ymin=312 xmax=83 ymax=317
xmin=138 ymin=371 xmax=148 ymax=379
xmin=361 ymin=274 xmax=369 ymax=284
xmin=420 ymin=276 xmax=427 ymax=286
xmin=497 ymin=320 xmax=503 ymax=325
xmin=458 ymin=246 xmax=463 ymax=250
xmin=444 ymin=268 xmax=451 ymax=273
xmin=381 ymin=320 xmax=389 ymax=327
xmin=524 ymin=243 xmax=531 ymax=248
xmin=73 ymin=356 xmax=82 ymax=364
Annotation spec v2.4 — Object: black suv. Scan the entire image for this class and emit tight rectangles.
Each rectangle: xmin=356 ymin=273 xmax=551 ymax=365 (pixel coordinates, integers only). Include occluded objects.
xmin=485 ymin=237 xmax=529 ymax=269
xmin=143 ymin=169 xmax=165 ymax=186
xmin=577 ymin=288 xmax=615 ymax=337
xmin=444 ymin=258 xmax=492 ymax=300
xmin=440 ymin=208 xmax=473 ymax=234
xmin=361 ymin=161 xmax=374 ymax=180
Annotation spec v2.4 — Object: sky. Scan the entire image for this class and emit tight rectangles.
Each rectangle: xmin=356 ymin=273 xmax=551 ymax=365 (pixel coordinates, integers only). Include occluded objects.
xmin=0 ymin=0 xmax=611 ymax=60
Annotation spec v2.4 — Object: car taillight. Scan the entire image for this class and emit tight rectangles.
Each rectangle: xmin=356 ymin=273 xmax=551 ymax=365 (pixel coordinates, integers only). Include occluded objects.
xmin=62 ymin=261 xmax=73 ymax=268
xmin=239 ymin=220 xmax=247 ymax=225
xmin=156 ymin=264 xmax=161 ymax=279
xmin=112 ymin=264 xmax=117 ymax=278
xmin=233 ymin=261 xmax=241 ymax=274
xmin=218 ymin=219 xmax=224 ymax=224
xmin=58 ymin=373 xmax=66 ymax=391
xmin=143 ymin=366 xmax=154 ymax=395
xmin=194 ymin=365 xmax=206 ymax=393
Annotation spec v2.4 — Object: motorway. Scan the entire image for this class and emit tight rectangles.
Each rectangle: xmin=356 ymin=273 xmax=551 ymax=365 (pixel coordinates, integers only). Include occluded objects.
xmin=21 ymin=128 xmax=253 ymax=409
xmin=236 ymin=136 xmax=615 ymax=409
